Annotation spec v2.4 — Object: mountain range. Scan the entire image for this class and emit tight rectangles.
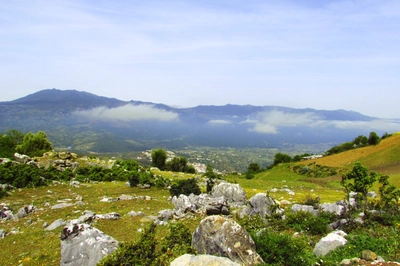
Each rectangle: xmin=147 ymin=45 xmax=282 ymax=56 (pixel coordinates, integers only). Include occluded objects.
xmin=1 ymin=89 xmax=399 ymax=153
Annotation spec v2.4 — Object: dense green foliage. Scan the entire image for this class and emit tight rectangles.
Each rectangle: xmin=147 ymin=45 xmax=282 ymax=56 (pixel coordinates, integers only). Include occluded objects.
xmin=99 ymin=222 xmax=194 ymax=266
xmin=169 ymin=178 xmax=201 ymax=196
xmin=0 ymin=162 xmax=73 ymax=188
xmin=151 ymin=149 xmax=168 ymax=170
xmin=15 ymin=131 xmax=53 ymax=157
xmin=326 ymin=131 xmax=385 ymax=155
xmin=0 ymin=130 xmax=24 ymax=158
xmin=165 ymin=156 xmax=195 ymax=173
xmin=252 ymin=229 xmax=316 ymax=266
xmin=0 ymin=129 xmax=53 ymax=158
xmin=341 ymin=162 xmax=377 ymax=209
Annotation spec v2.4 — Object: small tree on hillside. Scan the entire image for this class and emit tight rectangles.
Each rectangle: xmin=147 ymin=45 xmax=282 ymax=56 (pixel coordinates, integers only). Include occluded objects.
xmin=151 ymin=149 xmax=167 ymax=170
xmin=273 ymin=152 xmax=292 ymax=166
xmin=341 ymin=162 xmax=377 ymax=210
xmin=368 ymin=131 xmax=381 ymax=145
xmin=15 ymin=131 xmax=52 ymax=157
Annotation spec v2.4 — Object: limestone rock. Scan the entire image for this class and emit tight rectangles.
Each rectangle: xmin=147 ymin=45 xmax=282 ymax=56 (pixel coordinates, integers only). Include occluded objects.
xmin=361 ymin=250 xmax=377 ymax=261
xmin=248 ymin=193 xmax=282 ymax=218
xmin=192 ymin=216 xmax=264 ymax=265
xmin=291 ymin=204 xmax=318 ymax=216
xmin=45 ymin=218 xmax=66 ymax=231
xmin=313 ymin=230 xmax=347 ymax=257
xmin=210 ymin=182 xmax=247 ymax=207
xmin=170 ymin=254 xmax=241 ymax=266
xmin=60 ymin=222 xmax=118 ymax=266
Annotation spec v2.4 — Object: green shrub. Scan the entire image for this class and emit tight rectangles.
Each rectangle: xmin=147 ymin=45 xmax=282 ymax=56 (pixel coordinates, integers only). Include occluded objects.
xmin=157 ymin=222 xmax=196 ymax=265
xmin=252 ymin=229 xmax=316 ymax=266
xmin=99 ymin=223 xmax=157 ymax=266
xmin=169 ymin=178 xmax=201 ymax=196
xmin=285 ymin=210 xmax=335 ymax=236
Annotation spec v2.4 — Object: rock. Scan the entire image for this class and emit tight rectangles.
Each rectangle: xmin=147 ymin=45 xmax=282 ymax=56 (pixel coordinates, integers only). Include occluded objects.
xmin=170 ymin=254 xmax=241 ymax=266
xmin=45 ymin=218 xmax=66 ymax=231
xmin=118 ymin=194 xmax=134 ymax=200
xmin=76 ymin=211 xmax=96 ymax=224
xmin=0 ymin=229 xmax=6 ymax=238
xmin=340 ymin=259 xmax=352 ymax=266
xmin=60 ymin=222 xmax=118 ymax=266
xmin=192 ymin=216 xmax=265 ymax=265
xmin=172 ymin=194 xmax=197 ymax=217
xmin=291 ymin=204 xmax=318 ymax=216
xmin=127 ymin=211 xmax=146 ymax=217
xmin=361 ymin=250 xmax=377 ymax=261
xmin=320 ymin=202 xmax=345 ymax=216
xmin=51 ymin=203 xmax=74 ymax=209
xmin=14 ymin=152 xmax=31 ymax=163
xmin=210 ymin=182 xmax=247 ymax=207
xmin=95 ymin=212 xmax=121 ymax=220
xmin=70 ymin=180 xmax=80 ymax=187
xmin=313 ymin=230 xmax=347 ymax=257
xmin=248 ymin=193 xmax=283 ymax=218
xmin=16 ymin=204 xmax=35 ymax=218
xmin=158 ymin=209 xmax=174 ymax=222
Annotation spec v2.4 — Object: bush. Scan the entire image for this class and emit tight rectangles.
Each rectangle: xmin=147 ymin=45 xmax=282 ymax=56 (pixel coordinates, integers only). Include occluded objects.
xmin=285 ymin=210 xmax=335 ymax=236
xmin=252 ymin=229 xmax=316 ymax=266
xmin=99 ymin=223 xmax=157 ymax=266
xmin=169 ymin=178 xmax=201 ymax=197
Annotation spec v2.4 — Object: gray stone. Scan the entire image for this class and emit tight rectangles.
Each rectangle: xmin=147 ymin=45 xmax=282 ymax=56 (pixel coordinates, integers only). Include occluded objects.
xmin=45 ymin=218 xmax=66 ymax=231
xmin=60 ymin=222 xmax=118 ymax=266
xmin=248 ymin=193 xmax=283 ymax=218
xmin=171 ymin=254 xmax=241 ymax=266
xmin=320 ymin=203 xmax=345 ymax=216
xmin=127 ymin=211 xmax=146 ymax=217
xmin=158 ymin=209 xmax=174 ymax=222
xmin=172 ymin=194 xmax=197 ymax=217
xmin=0 ymin=229 xmax=6 ymax=238
xmin=16 ymin=204 xmax=35 ymax=218
xmin=51 ymin=203 xmax=74 ymax=209
xmin=95 ymin=212 xmax=121 ymax=220
xmin=210 ymin=182 xmax=247 ymax=207
xmin=14 ymin=152 xmax=31 ymax=163
xmin=192 ymin=216 xmax=265 ymax=265
xmin=291 ymin=204 xmax=318 ymax=216
xmin=313 ymin=230 xmax=347 ymax=257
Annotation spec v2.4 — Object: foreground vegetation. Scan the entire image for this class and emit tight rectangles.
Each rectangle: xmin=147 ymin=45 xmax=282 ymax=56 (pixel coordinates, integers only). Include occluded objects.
xmin=0 ymin=131 xmax=399 ymax=265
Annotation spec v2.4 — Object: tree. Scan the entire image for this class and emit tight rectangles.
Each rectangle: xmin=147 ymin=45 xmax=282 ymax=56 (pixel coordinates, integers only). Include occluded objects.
xmin=247 ymin=162 xmax=261 ymax=173
xmin=166 ymin=156 xmax=188 ymax=172
xmin=151 ymin=149 xmax=167 ymax=170
xmin=204 ymin=164 xmax=217 ymax=193
xmin=273 ymin=152 xmax=292 ymax=166
xmin=368 ymin=131 xmax=381 ymax=145
xmin=353 ymin=135 xmax=368 ymax=147
xmin=341 ymin=162 xmax=377 ymax=209
xmin=15 ymin=131 xmax=52 ymax=157
xmin=0 ymin=129 xmax=25 ymax=158
xmin=169 ymin=178 xmax=201 ymax=196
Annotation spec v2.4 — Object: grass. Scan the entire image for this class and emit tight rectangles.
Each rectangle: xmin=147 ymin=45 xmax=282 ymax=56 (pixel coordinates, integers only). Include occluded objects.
xmin=1 ymin=134 xmax=400 ymax=265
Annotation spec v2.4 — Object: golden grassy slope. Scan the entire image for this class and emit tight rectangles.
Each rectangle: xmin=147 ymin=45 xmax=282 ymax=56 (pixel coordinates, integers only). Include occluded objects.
xmin=300 ymin=133 xmax=400 ymax=170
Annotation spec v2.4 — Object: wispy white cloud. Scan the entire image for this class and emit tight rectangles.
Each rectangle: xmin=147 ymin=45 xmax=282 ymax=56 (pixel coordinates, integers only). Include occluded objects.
xmin=246 ymin=110 xmax=400 ymax=134
xmin=208 ymin=119 xmax=232 ymax=125
xmin=73 ymin=104 xmax=179 ymax=122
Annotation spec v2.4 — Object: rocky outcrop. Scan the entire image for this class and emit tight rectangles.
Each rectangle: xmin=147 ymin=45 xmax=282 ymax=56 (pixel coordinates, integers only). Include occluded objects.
xmin=170 ymin=254 xmax=241 ymax=266
xmin=210 ymin=182 xmax=247 ymax=206
xmin=192 ymin=216 xmax=264 ymax=266
xmin=248 ymin=193 xmax=283 ymax=218
xmin=60 ymin=222 xmax=118 ymax=266
xmin=313 ymin=230 xmax=347 ymax=257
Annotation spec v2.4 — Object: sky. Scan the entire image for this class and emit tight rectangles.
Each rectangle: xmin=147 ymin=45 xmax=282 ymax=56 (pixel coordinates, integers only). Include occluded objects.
xmin=1 ymin=0 xmax=399 ymax=118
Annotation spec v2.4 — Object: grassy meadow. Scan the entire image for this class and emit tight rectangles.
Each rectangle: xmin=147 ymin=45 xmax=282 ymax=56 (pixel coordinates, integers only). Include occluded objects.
xmin=1 ymin=133 xmax=400 ymax=265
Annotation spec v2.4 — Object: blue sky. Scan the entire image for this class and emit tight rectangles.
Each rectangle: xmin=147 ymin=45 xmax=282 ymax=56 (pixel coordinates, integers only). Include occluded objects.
xmin=1 ymin=0 xmax=399 ymax=118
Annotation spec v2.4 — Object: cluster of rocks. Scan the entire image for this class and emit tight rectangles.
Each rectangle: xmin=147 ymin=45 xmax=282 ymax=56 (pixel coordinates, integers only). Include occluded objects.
xmin=100 ymin=194 xmax=152 ymax=202
xmin=0 ymin=203 xmax=35 ymax=221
